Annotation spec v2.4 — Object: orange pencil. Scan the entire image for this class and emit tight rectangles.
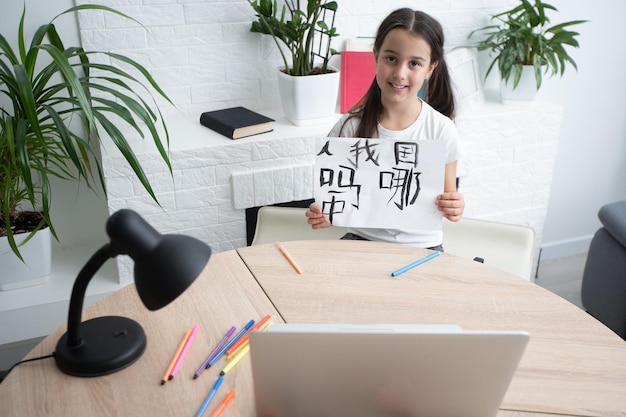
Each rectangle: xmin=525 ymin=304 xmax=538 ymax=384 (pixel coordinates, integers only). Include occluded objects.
xmin=208 ymin=390 xmax=235 ymax=417
xmin=275 ymin=241 xmax=303 ymax=274
xmin=225 ymin=314 xmax=271 ymax=357
xmin=161 ymin=327 xmax=192 ymax=385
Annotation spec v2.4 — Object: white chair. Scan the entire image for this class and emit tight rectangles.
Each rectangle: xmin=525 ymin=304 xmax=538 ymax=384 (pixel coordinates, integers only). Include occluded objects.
xmin=252 ymin=207 xmax=535 ymax=280
xmin=251 ymin=206 xmax=347 ymax=246
xmin=443 ymin=218 xmax=536 ymax=280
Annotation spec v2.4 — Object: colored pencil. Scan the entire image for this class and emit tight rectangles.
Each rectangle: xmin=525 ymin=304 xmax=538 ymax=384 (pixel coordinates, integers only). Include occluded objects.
xmin=194 ymin=326 xmax=236 ymax=379
xmin=275 ymin=241 xmax=303 ymax=274
xmin=195 ymin=375 xmax=224 ymax=417
xmin=391 ymin=251 xmax=440 ymax=277
xmin=207 ymin=319 xmax=255 ymax=367
xmin=208 ymin=390 xmax=235 ymax=417
xmin=170 ymin=324 xmax=199 ymax=379
xmin=161 ymin=327 xmax=192 ymax=385
xmin=220 ymin=344 xmax=250 ymax=376
xmin=225 ymin=314 xmax=271 ymax=357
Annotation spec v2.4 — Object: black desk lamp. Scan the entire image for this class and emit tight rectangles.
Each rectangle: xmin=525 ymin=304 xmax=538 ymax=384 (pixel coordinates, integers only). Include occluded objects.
xmin=54 ymin=209 xmax=212 ymax=377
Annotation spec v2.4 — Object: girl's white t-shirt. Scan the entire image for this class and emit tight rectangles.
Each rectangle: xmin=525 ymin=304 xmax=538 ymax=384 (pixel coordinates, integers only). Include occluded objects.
xmin=326 ymin=101 xmax=460 ymax=248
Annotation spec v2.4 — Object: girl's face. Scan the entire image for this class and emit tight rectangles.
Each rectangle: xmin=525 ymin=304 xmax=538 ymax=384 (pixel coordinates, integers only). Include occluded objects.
xmin=374 ymin=28 xmax=437 ymax=108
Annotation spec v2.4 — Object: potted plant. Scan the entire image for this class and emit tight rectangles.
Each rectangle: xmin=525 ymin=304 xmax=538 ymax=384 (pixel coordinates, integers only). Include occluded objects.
xmin=247 ymin=0 xmax=340 ymax=125
xmin=0 ymin=4 xmax=172 ymax=289
xmin=468 ymin=0 xmax=586 ymax=102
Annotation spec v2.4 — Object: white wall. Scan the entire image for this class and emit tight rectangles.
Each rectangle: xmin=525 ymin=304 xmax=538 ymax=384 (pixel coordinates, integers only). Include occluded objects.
xmin=539 ymin=0 xmax=626 ymax=258
xmin=3 ymin=0 xmax=624 ymax=258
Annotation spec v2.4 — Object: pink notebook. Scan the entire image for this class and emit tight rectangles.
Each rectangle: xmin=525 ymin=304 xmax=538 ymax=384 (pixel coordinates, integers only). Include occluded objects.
xmin=340 ymin=51 xmax=376 ymax=113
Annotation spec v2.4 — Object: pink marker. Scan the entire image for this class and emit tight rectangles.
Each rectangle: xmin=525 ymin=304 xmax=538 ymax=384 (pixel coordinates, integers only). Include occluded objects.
xmin=170 ymin=324 xmax=199 ymax=380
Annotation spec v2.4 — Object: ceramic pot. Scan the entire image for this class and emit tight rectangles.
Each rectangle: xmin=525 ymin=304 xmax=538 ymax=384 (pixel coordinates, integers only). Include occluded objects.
xmin=0 ymin=227 xmax=51 ymax=290
xmin=500 ymin=65 xmax=538 ymax=103
xmin=277 ymin=66 xmax=340 ymax=126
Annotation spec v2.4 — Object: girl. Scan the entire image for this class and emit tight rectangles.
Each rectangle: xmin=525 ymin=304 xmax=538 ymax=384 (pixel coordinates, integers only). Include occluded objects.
xmin=306 ymin=8 xmax=465 ymax=250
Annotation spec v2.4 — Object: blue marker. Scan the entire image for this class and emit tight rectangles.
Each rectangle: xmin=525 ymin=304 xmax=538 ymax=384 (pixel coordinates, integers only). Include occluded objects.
xmin=195 ymin=375 xmax=224 ymax=417
xmin=207 ymin=319 xmax=255 ymax=367
xmin=391 ymin=251 xmax=440 ymax=277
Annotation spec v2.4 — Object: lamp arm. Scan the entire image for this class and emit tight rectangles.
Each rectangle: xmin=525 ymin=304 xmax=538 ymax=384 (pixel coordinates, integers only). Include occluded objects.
xmin=66 ymin=243 xmax=119 ymax=347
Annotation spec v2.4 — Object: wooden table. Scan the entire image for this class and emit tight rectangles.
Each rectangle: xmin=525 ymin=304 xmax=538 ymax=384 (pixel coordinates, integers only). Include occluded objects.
xmin=2 ymin=241 xmax=625 ymax=417
xmin=0 ymin=251 xmax=282 ymax=417
xmin=237 ymin=240 xmax=626 ymax=417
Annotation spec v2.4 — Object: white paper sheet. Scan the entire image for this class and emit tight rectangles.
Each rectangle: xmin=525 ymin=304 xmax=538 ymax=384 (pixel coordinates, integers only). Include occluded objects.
xmin=314 ymin=137 xmax=445 ymax=229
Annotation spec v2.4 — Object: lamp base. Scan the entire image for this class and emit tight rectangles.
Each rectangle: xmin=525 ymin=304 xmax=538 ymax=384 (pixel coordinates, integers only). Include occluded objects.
xmin=55 ymin=316 xmax=147 ymax=377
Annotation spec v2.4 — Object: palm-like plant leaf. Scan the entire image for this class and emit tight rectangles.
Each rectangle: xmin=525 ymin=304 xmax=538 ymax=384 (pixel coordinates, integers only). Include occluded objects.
xmin=1 ymin=4 xmax=173 ymax=260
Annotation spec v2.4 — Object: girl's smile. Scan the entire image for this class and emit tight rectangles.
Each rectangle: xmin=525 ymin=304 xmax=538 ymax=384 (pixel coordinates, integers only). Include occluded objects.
xmin=390 ymin=83 xmax=408 ymax=91
xmin=375 ymin=28 xmax=437 ymax=107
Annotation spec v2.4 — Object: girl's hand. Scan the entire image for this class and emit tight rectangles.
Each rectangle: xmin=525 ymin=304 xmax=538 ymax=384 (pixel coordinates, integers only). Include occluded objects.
xmin=436 ymin=192 xmax=464 ymax=222
xmin=306 ymin=203 xmax=332 ymax=229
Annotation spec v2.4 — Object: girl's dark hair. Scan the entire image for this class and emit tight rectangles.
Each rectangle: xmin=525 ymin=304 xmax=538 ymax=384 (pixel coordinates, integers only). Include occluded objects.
xmin=341 ymin=8 xmax=455 ymax=138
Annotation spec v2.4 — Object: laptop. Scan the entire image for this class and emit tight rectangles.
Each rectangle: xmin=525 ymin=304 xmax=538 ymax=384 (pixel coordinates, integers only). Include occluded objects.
xmin=249 ymin=324 xmax=529 ymax=417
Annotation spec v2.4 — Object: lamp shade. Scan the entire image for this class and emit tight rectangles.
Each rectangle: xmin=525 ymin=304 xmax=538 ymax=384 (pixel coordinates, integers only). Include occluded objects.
xmin=135 ymin=234 xmax=212 ymax=310
xmin=106 ymin=209 xmax=212 ymax=310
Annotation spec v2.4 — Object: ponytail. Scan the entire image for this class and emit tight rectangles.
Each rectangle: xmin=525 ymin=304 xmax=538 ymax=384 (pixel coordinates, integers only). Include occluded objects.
xmin=426 ymin=58 xmax=455 ymax=120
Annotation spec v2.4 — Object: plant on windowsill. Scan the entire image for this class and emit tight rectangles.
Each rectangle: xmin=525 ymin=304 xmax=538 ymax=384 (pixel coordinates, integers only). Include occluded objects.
xmin=247 ymin=0 xmax=341 ymax=125
xmin=467 ymin=0 xmax=586 ymax=101
xmin=0 ymin=4 xmax=172 ymax=287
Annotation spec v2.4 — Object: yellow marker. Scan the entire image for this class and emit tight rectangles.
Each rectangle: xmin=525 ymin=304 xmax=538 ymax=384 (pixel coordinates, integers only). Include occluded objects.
xmin=219 ymin=343 xmax=250 ymax=376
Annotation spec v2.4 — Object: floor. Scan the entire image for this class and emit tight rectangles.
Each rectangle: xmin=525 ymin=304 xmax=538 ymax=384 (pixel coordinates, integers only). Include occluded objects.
xmin=534 ymin=252 xmax=587 ymax=309
xmin=0 ymin=252 xmax=589 ymax=377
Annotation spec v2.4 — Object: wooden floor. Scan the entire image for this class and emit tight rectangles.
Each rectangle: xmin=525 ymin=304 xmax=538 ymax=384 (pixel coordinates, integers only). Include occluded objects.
xmin=534 ymin=252 xmax=587 ymax=309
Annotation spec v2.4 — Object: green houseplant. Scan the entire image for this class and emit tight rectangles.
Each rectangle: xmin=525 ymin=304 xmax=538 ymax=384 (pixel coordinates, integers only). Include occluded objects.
xmin=0 ymin=4 xmax=172 ymax=263
xmin=247 ymin=0 xmax=341 ymax=125
xmin=248 ymin=0 xmax=339 ymax=76
xmin=468 ymin=0 xmax=586 ymax=92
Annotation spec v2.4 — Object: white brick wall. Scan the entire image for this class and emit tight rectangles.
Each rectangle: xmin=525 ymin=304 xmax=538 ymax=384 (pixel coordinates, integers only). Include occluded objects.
xmin=102 ymin=97 xmax=562 ymax=284
xmin=78 ymin=0 xmax=563 ymax=283
xmin=75 ymin=0 xmax=519 ymax=117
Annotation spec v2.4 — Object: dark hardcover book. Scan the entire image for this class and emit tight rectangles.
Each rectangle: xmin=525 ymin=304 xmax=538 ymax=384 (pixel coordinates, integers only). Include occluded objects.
xmin=199 ymin=106 xmax=274 ymax=139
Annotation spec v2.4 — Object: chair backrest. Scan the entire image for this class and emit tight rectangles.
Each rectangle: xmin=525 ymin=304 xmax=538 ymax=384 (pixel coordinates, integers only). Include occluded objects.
xmin=251 ymin=206 xmax=347 ymax=246
xmin=252 ymin=208 xmax=536 ymax=280
xmin=580 ymin=200 xmax=626 ymax=340
xmin=443 ymin=218 xmax=536 ymax=280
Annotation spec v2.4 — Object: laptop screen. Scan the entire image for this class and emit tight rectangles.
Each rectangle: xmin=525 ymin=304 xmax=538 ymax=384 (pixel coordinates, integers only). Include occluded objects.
xmin=249 ymin=324 xmax=529 ymax=417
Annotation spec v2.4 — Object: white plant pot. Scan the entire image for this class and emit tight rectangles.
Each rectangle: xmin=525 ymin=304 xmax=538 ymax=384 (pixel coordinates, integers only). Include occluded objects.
xmin=277 ymin=66 xmax=340 ymax=126
xmin=0 ymin=227 xmax=51 ymax=290
xmin=500 ymin=65 xmax=538 ymax=104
